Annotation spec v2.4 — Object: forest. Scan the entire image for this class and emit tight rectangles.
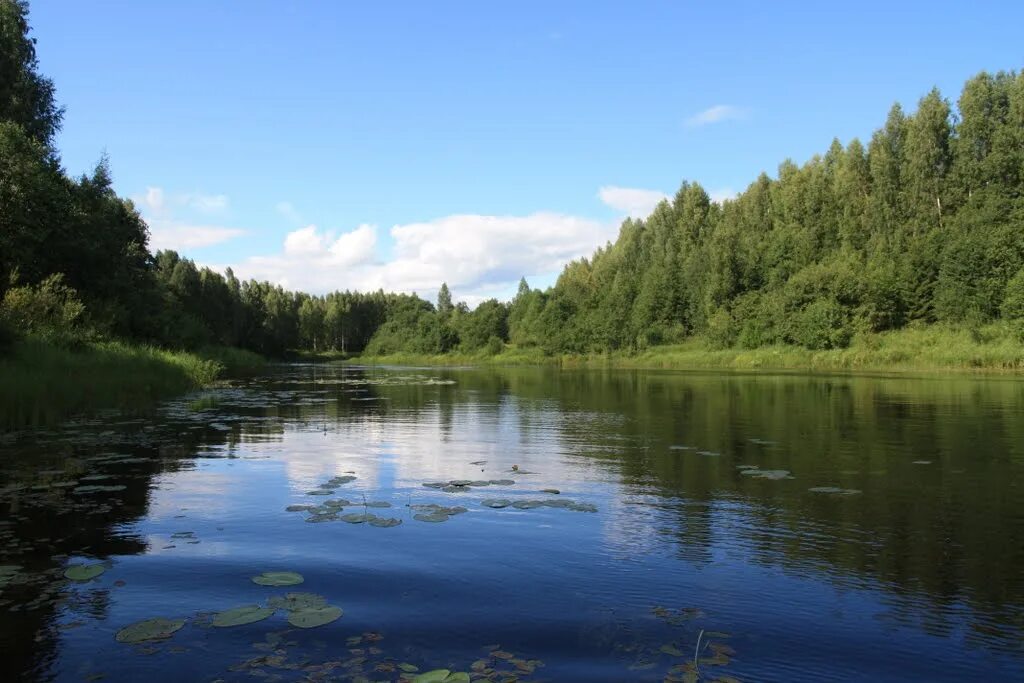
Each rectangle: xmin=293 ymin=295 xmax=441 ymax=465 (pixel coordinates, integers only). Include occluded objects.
xmin=2 ymin=0 xmax=1023 ymax=369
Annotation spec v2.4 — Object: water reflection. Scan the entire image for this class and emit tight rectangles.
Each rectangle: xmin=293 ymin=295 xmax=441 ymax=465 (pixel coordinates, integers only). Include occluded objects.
xmin=0 ymin=364 xmax=1022 ymax=681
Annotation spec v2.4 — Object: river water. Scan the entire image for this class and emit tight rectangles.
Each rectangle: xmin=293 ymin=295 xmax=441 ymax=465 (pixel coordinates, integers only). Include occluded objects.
xmin=1 ymin=364 xmax=1022 ymax=681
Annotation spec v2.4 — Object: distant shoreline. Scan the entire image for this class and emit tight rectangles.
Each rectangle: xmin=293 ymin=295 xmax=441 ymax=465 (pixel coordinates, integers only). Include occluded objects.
xmin=343 ymin=324 xmax=1024 ymax=376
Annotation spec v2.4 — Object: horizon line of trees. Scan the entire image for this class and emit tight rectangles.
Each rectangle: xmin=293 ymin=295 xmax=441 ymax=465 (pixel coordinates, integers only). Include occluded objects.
xmin=2 ymin=0 xmax=1023 ymax=359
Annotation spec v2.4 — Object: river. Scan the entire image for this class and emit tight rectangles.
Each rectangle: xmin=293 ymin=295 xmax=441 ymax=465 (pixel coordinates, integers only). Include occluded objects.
xmin=1 ymin=364 xmax=1022 ymax=681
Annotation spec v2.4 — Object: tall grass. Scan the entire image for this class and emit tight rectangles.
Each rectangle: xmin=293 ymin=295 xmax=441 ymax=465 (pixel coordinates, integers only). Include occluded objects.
xmin=196 ymin=345 xmax=266 ymax=373
xmin=0 ymin=339 xmax=224 ymax=429
xmin=350 ymin=323 xmax=1024 ymax=374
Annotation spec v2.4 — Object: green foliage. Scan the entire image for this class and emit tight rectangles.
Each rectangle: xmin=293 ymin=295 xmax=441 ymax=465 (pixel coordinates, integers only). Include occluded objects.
xmin=1002 ymin=268 xmax=1024 ymax=340
xmin=0 ymin=274 xmax=91 ymax=348
xmin=0 ymin=0 xmax=63 ymax=146
xmin=2 ymin=7 xmax=1023 ymax=372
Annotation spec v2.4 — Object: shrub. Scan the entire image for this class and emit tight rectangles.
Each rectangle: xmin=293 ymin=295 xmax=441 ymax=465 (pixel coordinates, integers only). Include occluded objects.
xmin=790 ymin=299 xmax=853 ymax=350
xmin=1002 ymin=268 xmax=1024 ymax=341
xmin=0 ymin=274 xmax=93 ymax=348
xmin=704 ymin=309 xmax=737 ymax=350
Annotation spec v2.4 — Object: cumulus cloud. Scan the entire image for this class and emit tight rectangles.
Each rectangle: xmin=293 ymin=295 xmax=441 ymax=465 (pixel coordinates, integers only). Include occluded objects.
xmin=133 ymin=186 xmax=243 ymax=251
xmin=598 ymin=186 xmax=669 ymax=218
xmin=229 ymin=212 xmax=613 ymax=301
xmin=685 ymin=104 xmax=747 ymax=127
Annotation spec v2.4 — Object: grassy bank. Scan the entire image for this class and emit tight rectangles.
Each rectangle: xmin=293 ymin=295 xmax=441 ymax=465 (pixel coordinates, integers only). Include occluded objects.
xmin=0 ymin=339 xmax=263 ymax=430
xmin=349 ymin=323 xmax=1024 ymax=374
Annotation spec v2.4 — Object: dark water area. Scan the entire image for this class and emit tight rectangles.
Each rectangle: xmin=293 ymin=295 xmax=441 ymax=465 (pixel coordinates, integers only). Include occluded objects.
xmin=1 ymin=364 xmax=1023 ymax=682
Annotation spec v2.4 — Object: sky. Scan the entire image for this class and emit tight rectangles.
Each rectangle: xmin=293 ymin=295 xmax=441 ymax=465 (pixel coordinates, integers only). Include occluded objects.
xmin=28 ymin=1 xmax=1024 ymax=306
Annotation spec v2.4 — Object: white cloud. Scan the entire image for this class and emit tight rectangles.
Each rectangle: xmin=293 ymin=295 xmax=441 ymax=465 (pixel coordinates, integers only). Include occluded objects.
xmin=598 ymin=186 xmax=668 ymax=218
xmin=133 ymin=186 xmax=243 ymax=252
xmin=148 ymin=221 xmax=245 ymax=250
xmin=228 ymin=212 xmax=613 ymax=301
xmin=328 ymin=224 xmax=377 ymax=267
xmin=685 ymin=104 xmax=747 ymax=127
xmin=709 ymin=187 xmax=738 ymax=204
xmin=183 ymin=192 xmax=228 ymax=213
xmin=284 ymin=225 xmax=325 ymax=255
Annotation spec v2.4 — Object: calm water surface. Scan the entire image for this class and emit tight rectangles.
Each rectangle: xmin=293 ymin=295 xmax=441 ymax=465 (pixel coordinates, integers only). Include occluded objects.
xmin=1 ymin=365 xmax=1023 ymax=682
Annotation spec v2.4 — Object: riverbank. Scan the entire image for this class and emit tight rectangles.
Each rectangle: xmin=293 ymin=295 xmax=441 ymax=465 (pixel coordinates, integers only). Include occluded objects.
xmin=0 ymin=339 xmax=264 ymax=429
xmin=349 ymin=323 xmax=1024 ymax=374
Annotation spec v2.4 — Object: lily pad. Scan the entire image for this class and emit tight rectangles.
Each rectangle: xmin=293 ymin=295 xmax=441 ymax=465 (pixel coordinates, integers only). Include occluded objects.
xmin=324 ymin=498 xmax=351 ymax=508
xmin=64 ymin=563 xmax=106 ymax=581
xmin=808 ymin=486 xmax=861 ymax=495
xmin=251 ymin=571 xmax=303 ymax=587
xmin=285 ymin=504 xmax=317 ymax=512
xmin=326 ymin=475 xmax=356 ymax=485
xmin=307 ymin=490 xmax=334 ymax=496
xmin=287 ymin=605 xmax=342 ymax=629
xmin=481 ymin=499 xmax=512 ymax=509
xmin=341 ymin=512 xmax=373 ymax=524
xmin=73 ymin=485 xmax=127 ymax=495
xmin=115 ymin=617 xmax=185 ymax=643
xmin=414 ymin=512 xmax=449 ymax=523
xmin=540 ymin=488 xmax=560 ymax=494
xmin=488 ymin=479 xmax=515 ymax=486
xmin=660 ymin=644 xmax=685 ymax=657
xmin=740 ymin=468 xmax=792 ymax=480
xmin=444 ymin=674 xmax=470 ymax=683
xmin=369 ymin=517 xmax=402 ymax=527
xmin=413 ymin=671 xmax=451 ymax=683
xmin=568 ymin=502 xmax=598 ymax=512
xmin=306 ymin=513 xmax=338 ymax=523
xmin=364 ymin=501 xmax=391 ymax=508
xmin=212 ymin=604 xmax=275 ymax=627
xmin=267 ymin=592 xmax=326 ymax=611
xmin=512 ymin=500 xmax=542 ymax=509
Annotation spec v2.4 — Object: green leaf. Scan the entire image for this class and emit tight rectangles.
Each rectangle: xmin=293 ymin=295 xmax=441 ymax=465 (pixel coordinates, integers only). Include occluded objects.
xmin=115 ymin=617 xmax=185 ymax=643
xmin=64 ymin=563 xmax=106 ymax=581
xmin=251 ymin=571 xmax=303 ymax=587
xmin=212 ymin=605 xmax=275 ymax=627
xmin=412 ymin=670 xmax=450 ymax=683
xmin=287 ymin=605 xmax=343 ymax=628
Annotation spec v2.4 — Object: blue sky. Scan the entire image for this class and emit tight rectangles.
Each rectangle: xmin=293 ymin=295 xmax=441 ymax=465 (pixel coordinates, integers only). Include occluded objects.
xmin=29 ymin=1 xmax=1024 ymax=304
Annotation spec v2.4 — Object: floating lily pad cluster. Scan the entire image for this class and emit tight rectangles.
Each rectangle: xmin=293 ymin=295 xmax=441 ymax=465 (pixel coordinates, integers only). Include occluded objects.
xmin=480 ymin=498 xmax=597 ymax=513
xmin=411 ymin=504 xmax=468 ymax=523
xmin=228 ymin=628 xmax=545 ymax=683
xmin=422 ymin=479 xmax=514 ymax=493
xmin=646 ymin=606 xmax=738 ymax=683
xmin=306 ymin=474 xmax=357 ymax=496
xmin=114 ymin=571 xmax=344 ymax=645
xmin=468 ymin=646 xmax=545 ymax=680
xmin=286 ymin=497 xmax=403 ymax=527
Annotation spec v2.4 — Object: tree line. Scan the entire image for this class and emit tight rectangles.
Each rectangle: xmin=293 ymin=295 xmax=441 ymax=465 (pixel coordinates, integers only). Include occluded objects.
xmin=2 ymin=0 xmax=1023 ymax=359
